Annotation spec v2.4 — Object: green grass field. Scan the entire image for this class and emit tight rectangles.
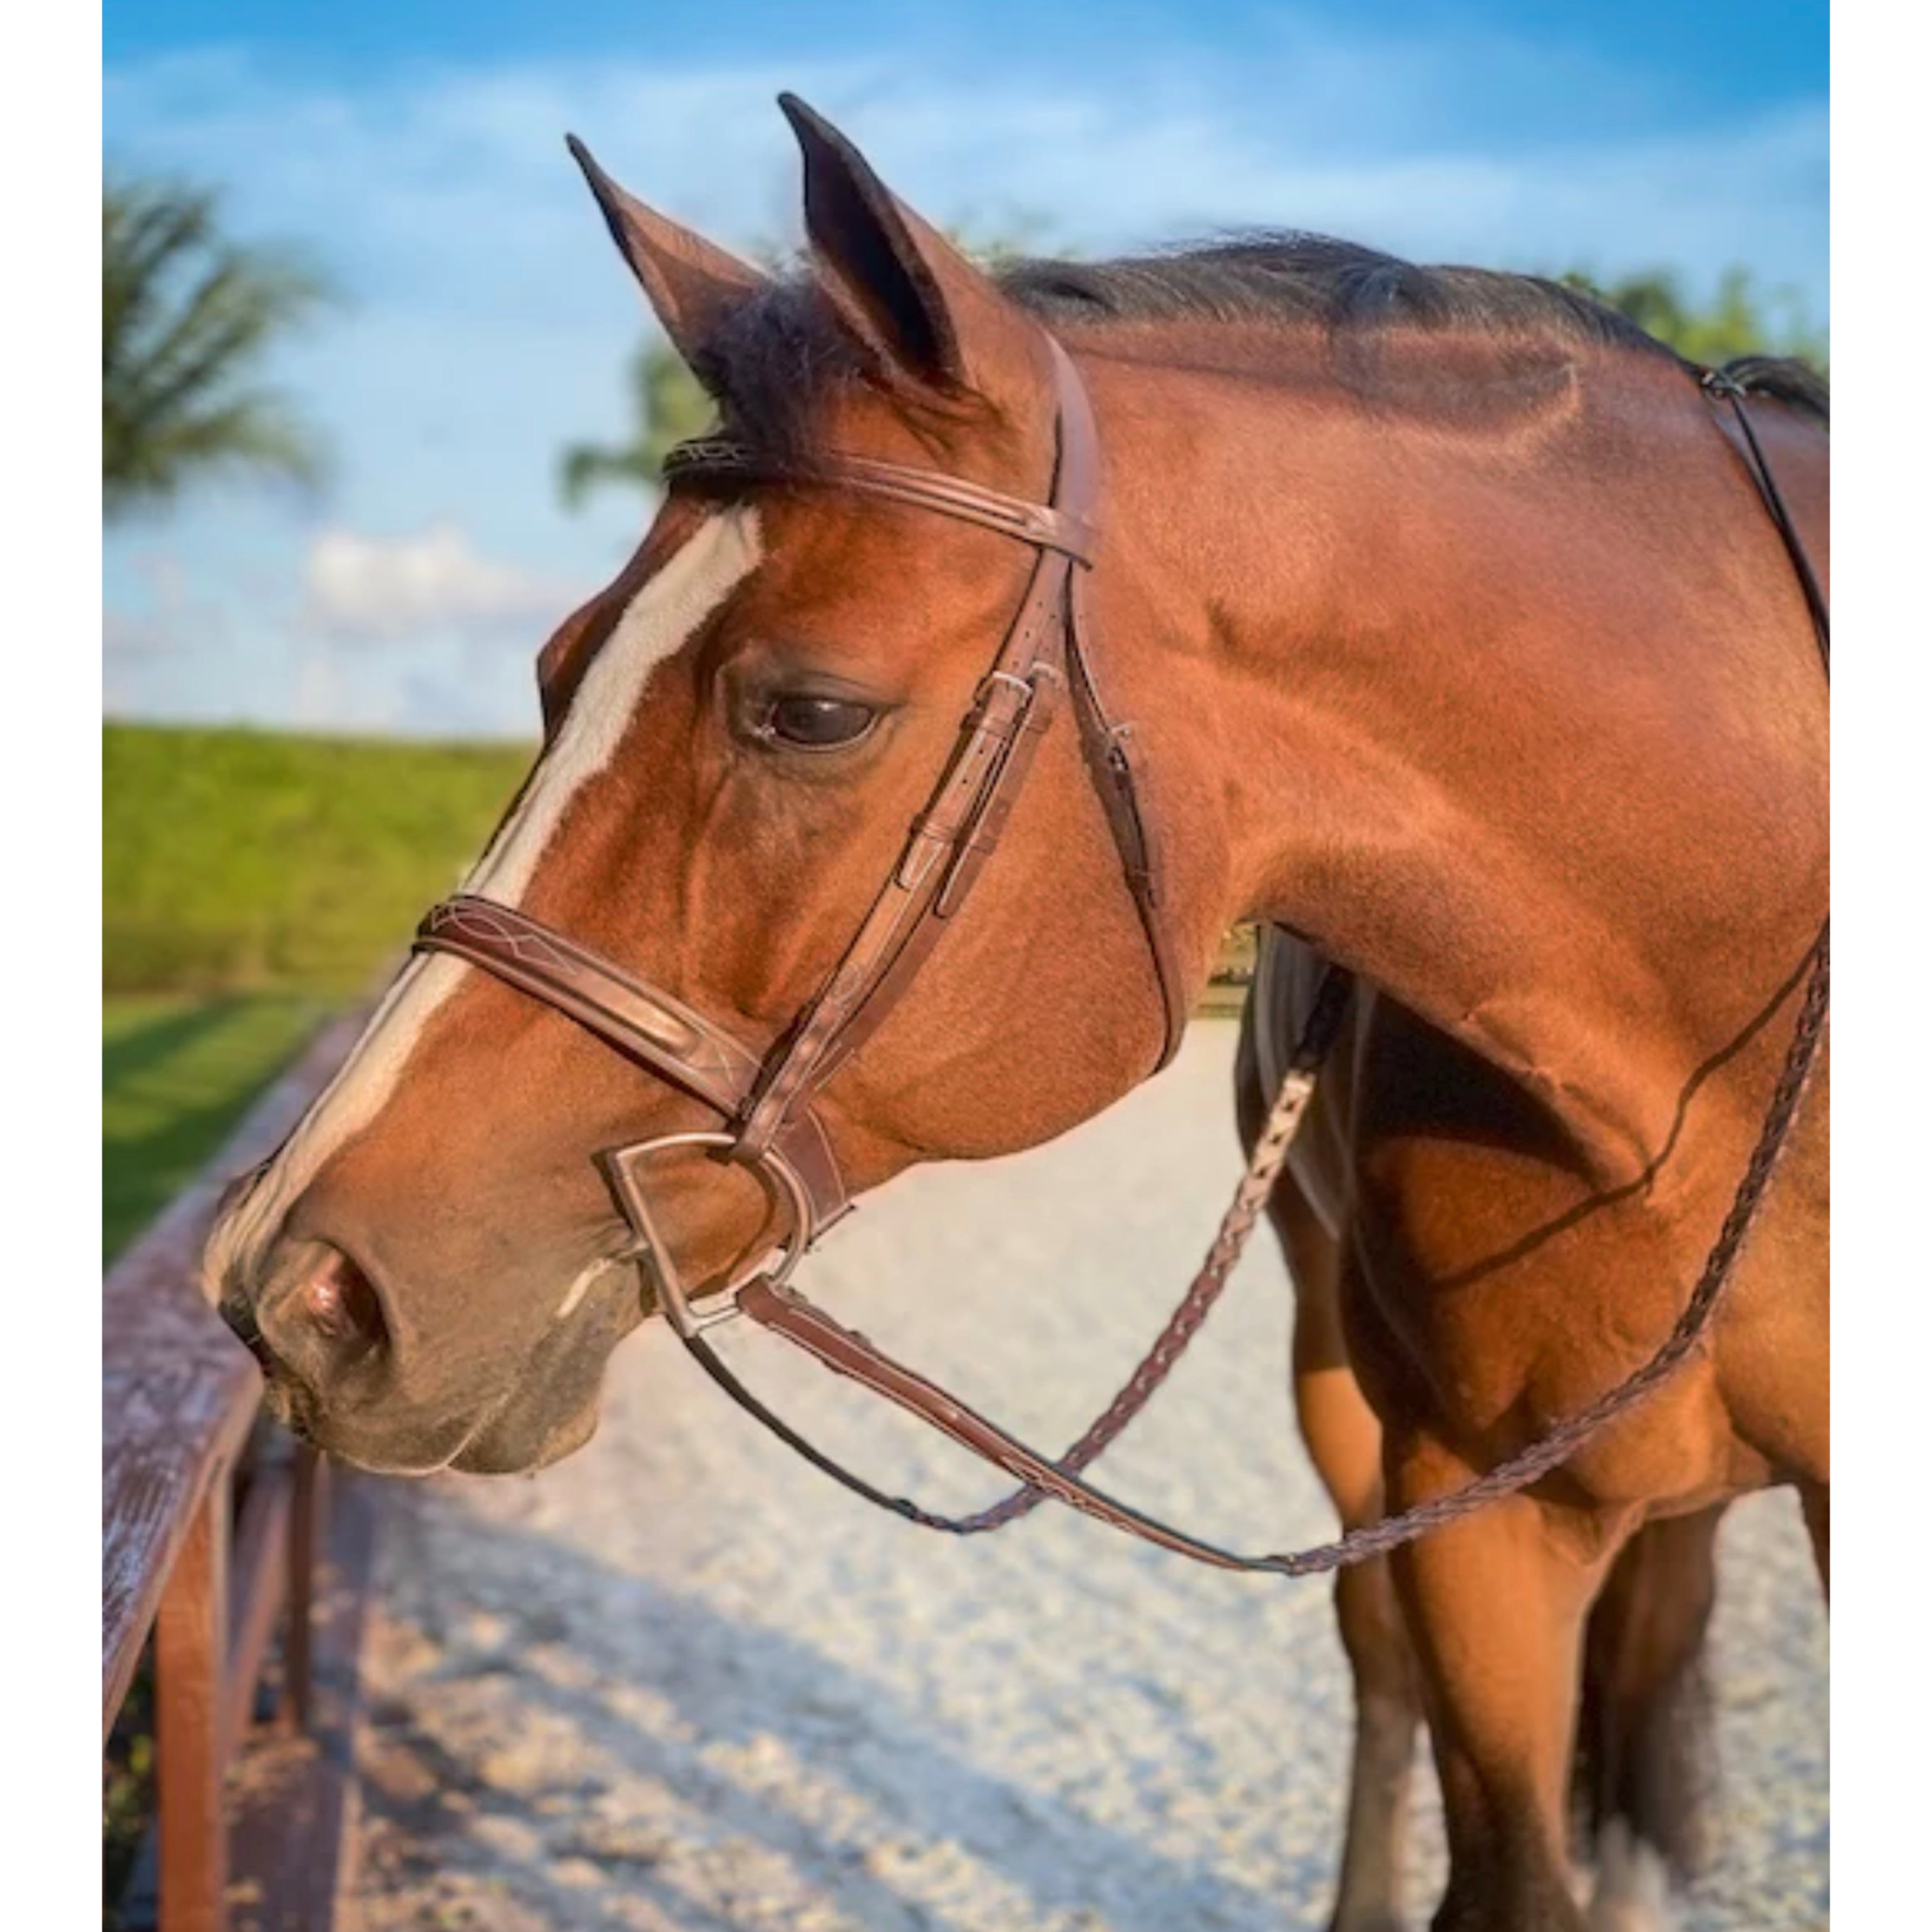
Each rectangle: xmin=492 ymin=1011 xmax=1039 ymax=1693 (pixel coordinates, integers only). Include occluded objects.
xmin=105 ymin=722 xmax=530 ymax=996
xmin=103 ymin=722 xmax=532 ymax=1260
xmin=102 ymin=992 xmax=328 ymax=1262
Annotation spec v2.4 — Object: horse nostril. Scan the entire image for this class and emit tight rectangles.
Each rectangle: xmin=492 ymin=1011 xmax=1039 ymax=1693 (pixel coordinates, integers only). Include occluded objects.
xmin=236 ymin=1238 xmax=398 ymax=1403
xmin=300 ymin=1247 xmax=389 ymax=1353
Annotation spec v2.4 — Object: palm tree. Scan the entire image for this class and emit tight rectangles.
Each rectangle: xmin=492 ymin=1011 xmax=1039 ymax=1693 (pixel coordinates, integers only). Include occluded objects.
xmin=1561 ymin=266 xmax=1827 ymax=371
xmin=104 ymin=175 xmax=334 ymax=518
xmin=558 ymin=339 xmax=715 ymax=510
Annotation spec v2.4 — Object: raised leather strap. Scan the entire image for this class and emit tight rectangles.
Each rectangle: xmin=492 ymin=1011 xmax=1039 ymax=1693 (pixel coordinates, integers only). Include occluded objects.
xmin=1044 ymin=332 xmax=1188 ymax=1068
xmin=662 ymin=442 xmax=1095 ymax=561
xmin=418 ymin=896 xmax=759 ymax=1113
xmin=733 ymin=577 xmax=1073 ymax=1156
xmin=667 ymin=335 xmax=1189 ymax=1116
xmin=1063 ymin=604 xmax=1190 ymax=1068
xmin=414 ymin=895 xmax=851 ymax=1231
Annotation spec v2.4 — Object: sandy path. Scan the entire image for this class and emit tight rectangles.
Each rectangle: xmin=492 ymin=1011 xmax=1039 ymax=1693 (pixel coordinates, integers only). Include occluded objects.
xmin=353 ymin=1023 xmax=1827 ymax=1931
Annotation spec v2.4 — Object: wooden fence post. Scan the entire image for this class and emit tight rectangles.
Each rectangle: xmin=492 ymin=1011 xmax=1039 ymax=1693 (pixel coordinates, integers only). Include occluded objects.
xmin=156 ymin=1473 xmax=233 ymax=1932
xmin=107 ymin=1012 xmax=377 ymax=1932
xmin=284 ymin=1444 xmax=325 ymax=1731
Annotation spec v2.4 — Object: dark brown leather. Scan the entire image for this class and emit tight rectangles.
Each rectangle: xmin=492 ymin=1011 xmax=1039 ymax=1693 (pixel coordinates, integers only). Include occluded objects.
xmin=736 ymin=1275 xmax=1299 ymax=1568
xmin=660 ymin=443 xmax=1096 ymax=560
xmin=1063 ymin=580 xmax=1190 ymax=1068
xmin=419 ymin=897 xmax=762 ymax=1117
xmin=418 ymin=896 xmax=852 ymax=1232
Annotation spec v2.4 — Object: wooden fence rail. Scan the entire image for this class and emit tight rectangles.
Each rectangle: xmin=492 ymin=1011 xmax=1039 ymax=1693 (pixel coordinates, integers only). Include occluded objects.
xmin=104 ymin=1014 xmax=376 ymax=1932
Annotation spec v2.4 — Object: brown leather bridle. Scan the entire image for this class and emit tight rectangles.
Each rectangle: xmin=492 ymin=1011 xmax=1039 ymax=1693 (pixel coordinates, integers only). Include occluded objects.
xmin=414 ymin=335 xmax=1828 ymax=1577
xmin=416 ymin=333 xmax=1189 ymax=1367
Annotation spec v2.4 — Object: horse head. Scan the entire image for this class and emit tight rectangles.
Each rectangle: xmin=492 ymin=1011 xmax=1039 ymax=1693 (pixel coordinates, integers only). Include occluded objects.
xmin=204 ymin=98 xmax=1205 ymax=1476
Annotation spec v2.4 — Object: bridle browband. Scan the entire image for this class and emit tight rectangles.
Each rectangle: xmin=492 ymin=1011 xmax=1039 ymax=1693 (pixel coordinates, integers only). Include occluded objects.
xmin=416 ymin=333 xmax=1829 ymax=1577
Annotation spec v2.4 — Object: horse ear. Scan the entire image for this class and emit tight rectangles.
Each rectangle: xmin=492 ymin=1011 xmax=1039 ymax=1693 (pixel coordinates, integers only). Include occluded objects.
xmin=566 ymin=135 xmax=765 ymax=368
xmin=777 ymin=94 xmax=1035 ymax=405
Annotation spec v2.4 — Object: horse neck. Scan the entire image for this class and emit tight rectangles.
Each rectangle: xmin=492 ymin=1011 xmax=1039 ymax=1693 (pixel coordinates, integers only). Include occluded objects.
xmin=1085 ymin=334 xmax=1828 ymax=1184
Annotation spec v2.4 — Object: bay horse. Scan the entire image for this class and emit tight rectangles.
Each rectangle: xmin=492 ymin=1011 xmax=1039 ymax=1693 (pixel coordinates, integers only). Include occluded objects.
xmin=204 ymin=96 xmax=1827 ymax=1932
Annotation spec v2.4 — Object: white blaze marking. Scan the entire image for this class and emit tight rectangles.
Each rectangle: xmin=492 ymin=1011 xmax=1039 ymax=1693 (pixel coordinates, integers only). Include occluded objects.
xmin=204 ymin=511 xmax=762 ymax=1293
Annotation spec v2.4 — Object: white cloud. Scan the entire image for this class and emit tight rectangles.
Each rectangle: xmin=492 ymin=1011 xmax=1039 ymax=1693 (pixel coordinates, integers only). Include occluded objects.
xmin=299 ymin=522 xmax=580 ymax=645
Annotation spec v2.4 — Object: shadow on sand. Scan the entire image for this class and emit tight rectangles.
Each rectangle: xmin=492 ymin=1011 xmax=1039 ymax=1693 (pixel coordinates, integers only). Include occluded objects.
xmin=357 ymin=1482 xmax=1338 ymax=1931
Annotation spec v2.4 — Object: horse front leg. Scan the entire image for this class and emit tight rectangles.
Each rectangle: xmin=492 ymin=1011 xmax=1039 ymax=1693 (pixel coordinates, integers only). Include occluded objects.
xmin=1276 ymin=1184 xmax=1422 ymax=1932
xmin=1577 ymin=1505 xmax=1723 ymax=1930
xmin=1386 ymin=1444 xmax=1607 ymax=1932
xmin=1327 ymin=1549 xmax=1425 ymax=1932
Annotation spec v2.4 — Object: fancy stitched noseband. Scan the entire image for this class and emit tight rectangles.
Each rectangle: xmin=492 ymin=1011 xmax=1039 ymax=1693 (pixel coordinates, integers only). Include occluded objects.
xmin=415 ymin=333 xmax=1828 ymax=1577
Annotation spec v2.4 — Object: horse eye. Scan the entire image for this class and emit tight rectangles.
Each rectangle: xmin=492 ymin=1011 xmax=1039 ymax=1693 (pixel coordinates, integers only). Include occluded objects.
xmin=761 ymin=694 xmax=878 ymax=750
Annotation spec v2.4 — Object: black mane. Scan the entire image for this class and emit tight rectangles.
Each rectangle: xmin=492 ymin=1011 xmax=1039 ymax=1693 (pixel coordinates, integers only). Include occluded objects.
xmin=694 ymin=232 xmax=1828 ymax=455
xmin=1000 ymin=234 xmax=1661 ymax=352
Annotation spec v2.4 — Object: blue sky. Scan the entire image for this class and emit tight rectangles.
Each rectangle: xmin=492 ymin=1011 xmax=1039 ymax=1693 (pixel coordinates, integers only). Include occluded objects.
xmin=103 ymin=0 xmax=1828 ymax=737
